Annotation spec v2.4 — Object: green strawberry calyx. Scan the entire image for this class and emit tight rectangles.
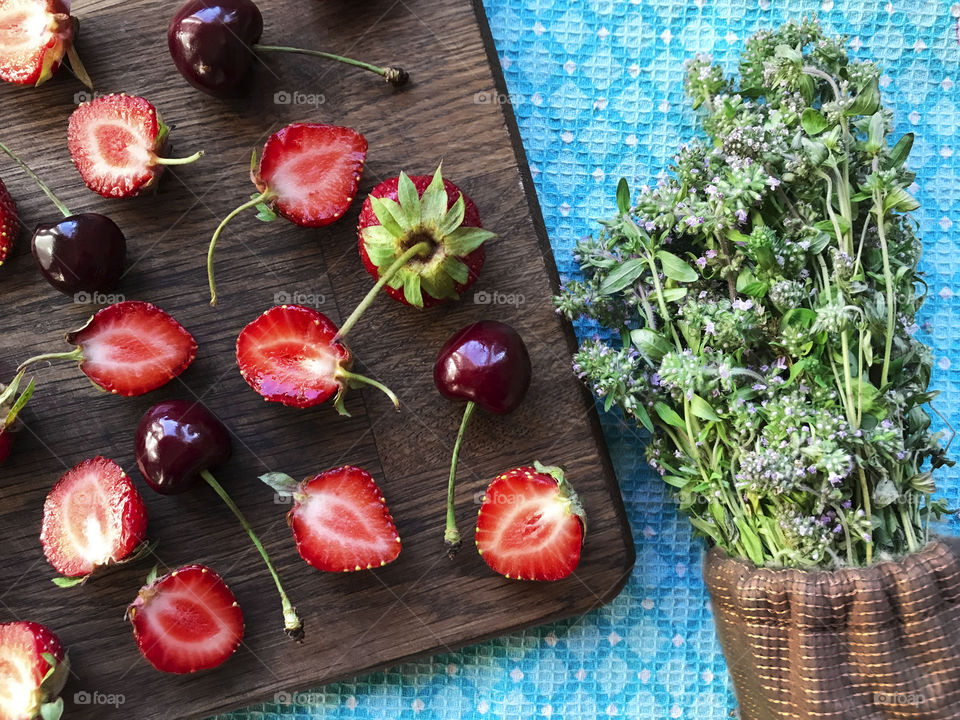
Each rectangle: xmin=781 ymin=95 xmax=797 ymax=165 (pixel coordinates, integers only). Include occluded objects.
xmin=360 ymin=164 xmax=496 ymax=308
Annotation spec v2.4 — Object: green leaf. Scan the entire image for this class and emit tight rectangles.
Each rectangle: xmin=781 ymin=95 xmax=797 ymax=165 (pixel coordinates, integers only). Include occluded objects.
xmin=4 ymin=376 xmax=33 ymax=428
xmin=814 ymin=217 xmax=850 ymax=237
xmin=735 ymin=518 xmax=765 ymax=565
xmin=884 ymin=187 xmax=920 ymax=213
xmin=800 ymin=107 xmax=829 ymax=136
xmin=39 ymin=698 xmax=63 ymax=720
xmin=689 ymin=517 xmax=723 ymax=544
xmin=865 ymin=112 xmax=885 ymax=154
xmin=445 ymin=226 xmax=496 ymax=256
xmin=656 ymin=250 xmax=698 ymax=283
xmin=397 ymin=172 xmax=421 ymax=227
xmin=616 ymin=177 xmax=630 ymax=215
xmin=419 ymin=166 xmax=449 ymax=226
xmin=634 ymin=403 xmax=654 ymax=434
xmin=437 ymin=194 xmax=465 ymax=236
xmin=598 ymin=257 xmax=647 ymax=295
xmin=662 ymin=475 xmax=688 ymax=489
xmin=661 ymin=287 xmax=687 ymax=302
xmin=259 ymin=472 xmax=300 ymax=497
xmin=888 ymin=133 xmax=914 ymax=169
xmin=630 ymin=328 xmax=672 ymax=363
xmin=420 ymin=270 xmax=456 ymax=301
xmin=403 ymin=272 xmax=423 ymax=308
xmin=145 ymin=565 xmax=158 ymax=586
xmin=52 ymin=576 xmax=86 ymax=588
xmin=442 ymin=257 xmax=470 ymax=285
xmin=689 ymin=394 xmax=720 ymax=421
xmin=369 ymin=196 xmax=407 ymax=236
xmin=774 ymin=44 xmax=802 ymax=62
xmin=846 ymin=79 xmax=880 ymax=116
xmin=654 ymin=401 xmax=685 ymax=429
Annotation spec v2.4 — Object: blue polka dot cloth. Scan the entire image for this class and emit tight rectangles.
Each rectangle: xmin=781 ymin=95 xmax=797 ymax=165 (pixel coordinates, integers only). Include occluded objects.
xmin=225 ymin=1 xmax=960 ymax=717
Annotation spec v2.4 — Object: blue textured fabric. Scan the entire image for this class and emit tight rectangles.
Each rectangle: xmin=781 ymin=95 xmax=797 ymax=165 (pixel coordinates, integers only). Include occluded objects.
xmin=225 ymin=2 xmax=960 ymax=717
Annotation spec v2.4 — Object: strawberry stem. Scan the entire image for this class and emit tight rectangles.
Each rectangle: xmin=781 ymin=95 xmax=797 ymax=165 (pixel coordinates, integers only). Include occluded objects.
xmin=200 ymin=469 xmax=304 ymax=641
xmin=253 ymin=45 xmax=409 ymax=86
xmin=155 ymin=150 xmax=205 ymax=166
xmin=337 ymin=241 xmax=432 ymax=339
xmin=336 ymin=368 xmax=400 ymax=410
xmin=18 ymin=348 xmax=84 ymax=373
xmin=0 ymin=140 xmax=72 ymax=217
xmin=445 ymin=400 xmax=476 ymax=557
xmin=208 ymin=189 xmax=275 ymax=306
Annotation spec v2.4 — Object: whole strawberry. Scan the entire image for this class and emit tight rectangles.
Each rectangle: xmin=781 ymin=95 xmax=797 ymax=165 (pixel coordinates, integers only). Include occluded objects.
xmin=0 ymin=621 xmax=68 ymax=720
xmin=356 ymin=166 xmax=494 ymax=309
xmin=0 ymin=176 xmax=18 ymax=266
xmin=68 ymin=94 xmax=204 ymax=198
xmin=0 ymin=0 xmax=91 ymax=87
xmin=475 ymin=462 xmax=585 ymax=581
xmin=261 ymin=466 xmax=401 ymax=572
xmin=0 ymin=370 xmax=35 ymax=466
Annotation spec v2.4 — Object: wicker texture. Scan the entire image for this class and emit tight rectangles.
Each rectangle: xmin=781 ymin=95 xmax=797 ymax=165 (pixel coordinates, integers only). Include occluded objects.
xmin=703 ymin=541 xmax=960 ymax=720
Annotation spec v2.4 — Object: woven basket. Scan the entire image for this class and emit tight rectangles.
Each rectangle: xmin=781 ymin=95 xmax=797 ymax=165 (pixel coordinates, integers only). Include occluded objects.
xmin=703 ymin=539 xmax=960 ymax=720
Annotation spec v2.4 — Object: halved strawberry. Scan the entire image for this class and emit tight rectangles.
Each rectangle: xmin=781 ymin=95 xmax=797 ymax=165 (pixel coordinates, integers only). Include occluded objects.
xmin=41 ymin=456 xmax=148 ymax=580
xmin=357 ymin=166 xmax=493 ymax=309
xmin=0 ymin=621 xmax=68 ymax=720
xmin=207 ymin=123 xmax=366 ymax=305
xmin=261 ymin=465 xmax=401 ymax=572
xmin=235 ymin=304 xmax=397 ymax=415
xmin=0 ymin=370 xmax=34 ymax=466
xmin=127 ymin=564 xmax=243 ymax=674
xmin=0 ymin=176 xmax=18 ymax=266
xmin=0 ymin=0 xmax=75 ymax=86
xmin=67 ymin=94 xmax=204 ymax=199
xmin=475 ymin=462 xmax=586 ymax=581
xmin=19 ymin=300 xmax=198 ymax=396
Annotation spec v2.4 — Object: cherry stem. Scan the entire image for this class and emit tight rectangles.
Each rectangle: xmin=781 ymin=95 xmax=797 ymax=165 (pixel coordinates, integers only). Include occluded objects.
xmin=0 ymin=140 xmax=71 ymax=217
xmin=337 ymin=241 xmax=432 ymax=340
xmin=155 ymin=150 xmax=205 ymax=166
xmin=18 ymin=348 xmax=84 ymax=373
xmin=253 ymin=45 xmax=409 ymax=86
xmin=65 ymin=39 xmax=93 ymax=90
xmin=445 ymin=400 xmax=476 ymax=557
xmin=208 ymin=189 xmax=274 ymax=306
xmin=201 ymin=469 xmax=304 ymax=641
xmin=337 ymin=368 xmax=400 ymax=409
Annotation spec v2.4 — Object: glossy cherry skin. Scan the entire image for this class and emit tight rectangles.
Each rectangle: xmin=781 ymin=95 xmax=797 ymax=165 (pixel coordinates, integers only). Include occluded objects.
xmin=32 ymin=214 xmax=126 ymax=296
xmin=434 ymin=321 xmax=532 ymax=415
xmin=135 ymin=400 xmax=231 ymax=495
xmin=168 ymin=0 xmax=264 ymax=97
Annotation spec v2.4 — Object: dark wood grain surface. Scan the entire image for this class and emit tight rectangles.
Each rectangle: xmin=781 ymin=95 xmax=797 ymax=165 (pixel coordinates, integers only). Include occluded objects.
xmin=0 ymin=0 xmax=635 ymax=717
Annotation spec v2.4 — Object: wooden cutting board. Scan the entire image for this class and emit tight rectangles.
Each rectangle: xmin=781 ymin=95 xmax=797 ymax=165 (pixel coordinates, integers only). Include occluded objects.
xmin=0 ymin=0 xmax=635 ymax=717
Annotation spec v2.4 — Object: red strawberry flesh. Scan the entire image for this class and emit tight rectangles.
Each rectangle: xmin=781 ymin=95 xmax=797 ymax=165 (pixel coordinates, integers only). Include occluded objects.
xmin=0 ymin=621 xmax=67 ymax=720
xmin=61 ymin=300 xmax=197 ymax=396
xmin=127 ymin=564 xmax=243 ymax=674
xmin=68 ymin=94 xmax=163 ymax=198
xmin=0 ymin=0 xmax=72 ymax=86
xmin=475 ymin=465 xmax=585 ymax=581
xmin=236 ymin=304 xmax=350 ymax=408
xmin=256 ymin=123 xmax=367 ymax=228
xmin=288 ymin=466 xmax=401 ymax=572
xmin=0 ymin=177 xmax=18 ymax=266
xmin=41 ymin=456 xmax=148 ymax=577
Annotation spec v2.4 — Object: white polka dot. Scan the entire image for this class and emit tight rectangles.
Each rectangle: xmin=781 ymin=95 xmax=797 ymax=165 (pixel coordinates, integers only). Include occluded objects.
xmin=672 ymin=633 xmax=685 ymax=647
xmin=940 ymin=217 xmax=953 ymax=231
xmin=561 ymin=131 xmax=575 ymax=143
xmin=909 ymin=110 xmax=921 ymax=125
xmin=533 ymin=21 xmax=546 ymax=36
xmin=822 ymin=0 xmax=834 ymax=9
xmin=412 ymin=699 xmax=425 ymax=712
xmin=703 ymin=670 xmax=714 ymax=683
xmin=639 ymin=668 xmax=651 ymax=682
xmin=446 ymin=663 xmax=458 ymax=676
xmin=671 ymin=705 xmax=683 ymax=718
xmin=478 ymin=700 xmax=489 ymax=714
xmin=575 ymin=668 xmax=587 ymax=681
xmin=939 ymin=357 xmax=951 ymax=370
xmin=940 ymin=286 xmax=953 ymax=300
xmin=510 ymin=667 xmax=524 ymax=682
xmin=661 ymin=29 xmax=673 ymax=44
xmin=642 ymin=598 xmax=654 ymax=610
xmin=606 ymin=703 xmax=619 ymax=716
xmin=608 ymin=631 xmax=622 ymax=646
xmin=345 ymin=696 xmax=357 ymax=710
xmin=545 ymin=632 xmax=558 ymax=647
xmin=542 ymin=705 xmax=553 ymax=718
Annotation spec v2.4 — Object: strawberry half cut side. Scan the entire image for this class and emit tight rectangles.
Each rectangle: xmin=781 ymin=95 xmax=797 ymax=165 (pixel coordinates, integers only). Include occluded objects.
xmin=18 ymin=300 xmax=198 ymax=397
xmin=0 ymin=0 xmax=71 ymax=86
xmin=0 ymin=621 xmax=68 ymax=720
xmin=41 ymin=456 xmax=149 ymax=582
xmin=475 ymin=461 xmax=586 ymax=581
xmin=235 ymin=304 xmax=398 ymax=415
xmin=0 ymin=369 xmax=35 ymax=466
xmin=127 ymin=564 xmax=243 ymax=674
xmin=0 ymin=176 xmax=18 ymax=266
xmin=68 ymin=94 xmax=204 ymax=198
xmin=356 ymin=165 xmax=494 ymax=309
xmin=261 ymin=465 xmax=401 ymax=573
xmin=207 ymin=124 xmax=366 ymax=306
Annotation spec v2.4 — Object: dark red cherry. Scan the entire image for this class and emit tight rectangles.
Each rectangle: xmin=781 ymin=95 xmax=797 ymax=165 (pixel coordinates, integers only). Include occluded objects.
xmin=167 ymin=0 xmax=264 ymax=97
xmin=32 ymin=213 xmax=126 ymax=297
xmin=434 ymin=321 xmax=532 ymax=415
xmin=135 ymin=400 xmax=231 ymax=495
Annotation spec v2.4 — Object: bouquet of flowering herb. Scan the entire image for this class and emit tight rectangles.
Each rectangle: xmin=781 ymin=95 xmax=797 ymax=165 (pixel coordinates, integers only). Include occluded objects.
xmin=557 ymin=18 xmax=953 ymax=569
